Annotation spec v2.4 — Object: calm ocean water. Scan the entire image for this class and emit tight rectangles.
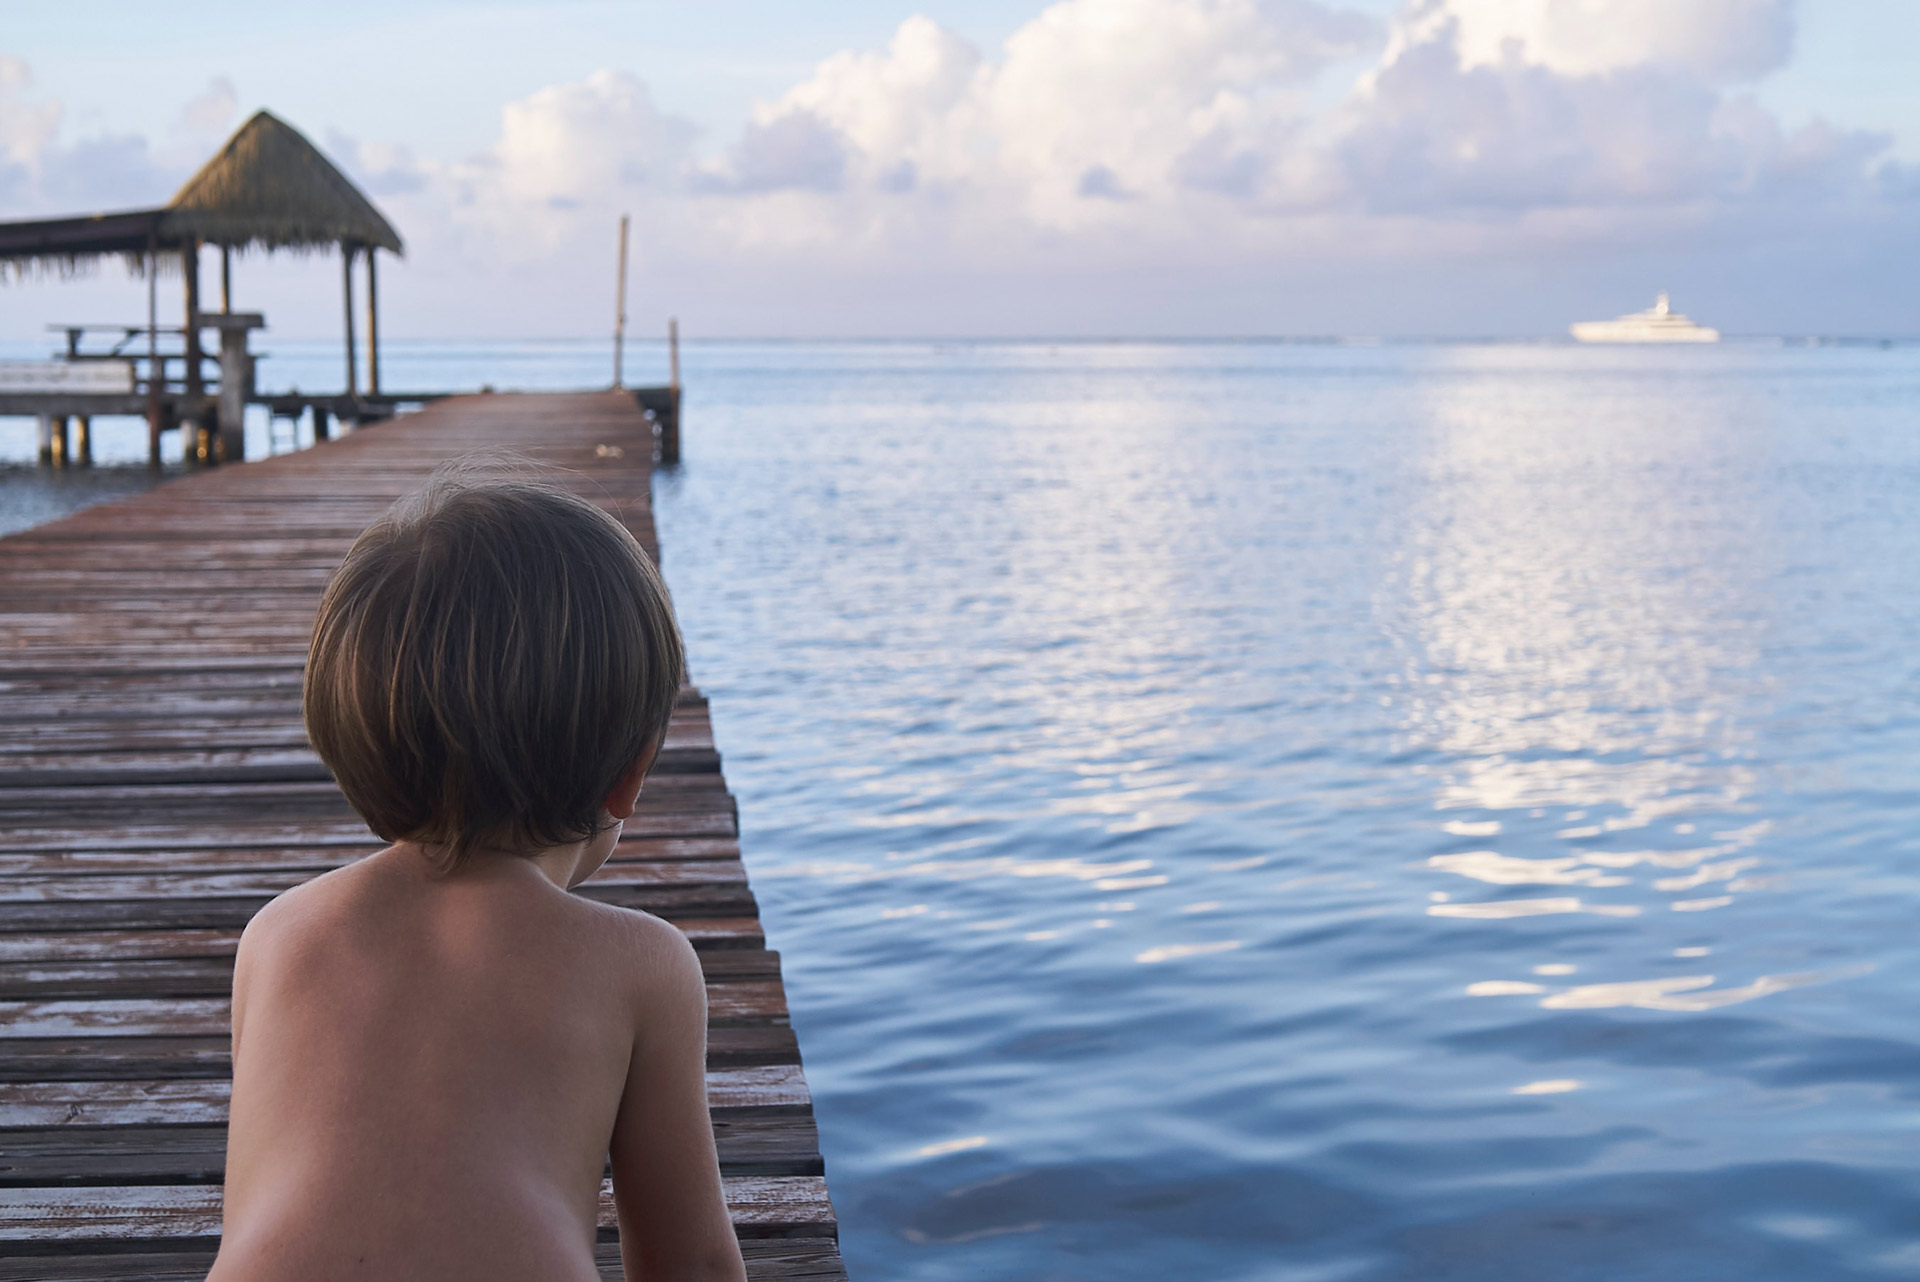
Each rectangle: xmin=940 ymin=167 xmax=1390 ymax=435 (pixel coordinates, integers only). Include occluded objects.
xmin=6 ymin=339 xmax=1920 ymax=1279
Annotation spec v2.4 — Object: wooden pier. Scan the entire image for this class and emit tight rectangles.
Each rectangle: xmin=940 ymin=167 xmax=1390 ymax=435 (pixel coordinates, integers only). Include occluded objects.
xmin=0 ymin=393 xmax=842 ymax=1279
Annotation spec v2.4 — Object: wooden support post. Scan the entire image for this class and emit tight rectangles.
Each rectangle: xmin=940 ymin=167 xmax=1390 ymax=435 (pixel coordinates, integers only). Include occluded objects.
xmin=181 ymin=240 xmax=205 ymax=465
xmin=183 ymin=240 xmax=203 ymax=401
xmin=75 ymin=415 xmax=92 ymax=467
xmin=342 ymin=244 xmax=359 ymax=401
xmin=366 ymin=248 xmax=381 ymax=398
xmin=614 ymin=214 xmax=629 ymax=389
xmin=35 ymin=415 xmax=53 ymax=467
xmin=52 ymin=416 xmax=70 ymax=467
xmin=146 ymin=241 xmax=162 ymax=468
xmin=659 ymin=317 xmax=682 ymax=465
xmin=312 ymin=405 xmax=331 ymax=442
xmin=221 ymin=246 xmax=232 ymax=313
xmin=214 ymin=320 xmax=254 ymax=464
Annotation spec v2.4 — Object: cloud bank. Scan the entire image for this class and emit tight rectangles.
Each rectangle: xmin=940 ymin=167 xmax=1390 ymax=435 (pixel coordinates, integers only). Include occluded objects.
xmin=2 ymin=0 xmax=1916 ymax=336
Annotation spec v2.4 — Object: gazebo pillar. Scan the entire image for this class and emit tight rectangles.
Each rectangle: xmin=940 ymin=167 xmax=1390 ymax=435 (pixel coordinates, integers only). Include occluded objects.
xmin=145 ymin=237 xmax=162 ymax=468
xmin=182 ymin=239 xmax=204 ymax=463
xmin=366 ymin=248 xmax=381 ymax=397
xmin=341 ymin=242 xmax=359 ymax=403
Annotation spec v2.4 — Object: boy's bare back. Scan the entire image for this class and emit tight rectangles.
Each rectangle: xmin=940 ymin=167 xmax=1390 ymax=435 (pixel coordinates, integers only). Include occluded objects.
xmin=211 ymin=843 xmax=734 ymax=1281
xmin=207 ymin=470 xmax=744 ymax=1280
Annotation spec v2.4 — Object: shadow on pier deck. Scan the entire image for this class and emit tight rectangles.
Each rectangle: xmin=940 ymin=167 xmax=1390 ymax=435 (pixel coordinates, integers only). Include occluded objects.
xmin=0 ymin=392 xmax=841 ymax=1279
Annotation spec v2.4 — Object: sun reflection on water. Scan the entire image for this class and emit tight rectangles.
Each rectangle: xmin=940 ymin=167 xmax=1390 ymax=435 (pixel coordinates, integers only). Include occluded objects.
xmin=1389 ymin=352 xmax=1787 ymax=935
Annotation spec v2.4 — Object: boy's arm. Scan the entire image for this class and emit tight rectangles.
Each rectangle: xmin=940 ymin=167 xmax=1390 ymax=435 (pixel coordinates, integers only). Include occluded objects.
xmin=609 ymin=919 xmax=746 ymax=1282
xmin=229 ymin=912 xmax=263 ymax=1060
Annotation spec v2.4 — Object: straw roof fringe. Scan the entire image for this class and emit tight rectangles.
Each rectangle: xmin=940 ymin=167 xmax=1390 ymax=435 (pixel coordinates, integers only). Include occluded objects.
xmin=163 ymin=110 xmax=403 ymax=255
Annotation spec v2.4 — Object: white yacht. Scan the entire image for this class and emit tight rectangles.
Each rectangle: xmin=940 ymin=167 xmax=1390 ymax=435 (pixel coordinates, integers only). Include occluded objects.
xmin=1571 ymin=293 xmax=1720 ymax=343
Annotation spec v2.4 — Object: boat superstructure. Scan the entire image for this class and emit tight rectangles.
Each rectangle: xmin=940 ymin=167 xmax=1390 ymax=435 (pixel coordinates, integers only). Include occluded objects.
xmin=1571 ymin=293 xmax=1720 ymax=344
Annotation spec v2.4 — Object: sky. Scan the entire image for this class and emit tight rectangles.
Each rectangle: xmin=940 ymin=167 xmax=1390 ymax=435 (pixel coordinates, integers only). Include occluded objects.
xmin=3 ymin=0 xmax=1920 ymax=338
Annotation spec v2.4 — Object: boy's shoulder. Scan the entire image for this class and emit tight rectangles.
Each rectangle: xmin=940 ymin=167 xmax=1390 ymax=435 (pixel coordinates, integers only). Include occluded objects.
xmin=577 ymin=895 xmax=704 ymax=978
xmin=234 ymin=853 xmax=389 ymax=969
xmin=238 ymin=852 xmax=699 ymax=981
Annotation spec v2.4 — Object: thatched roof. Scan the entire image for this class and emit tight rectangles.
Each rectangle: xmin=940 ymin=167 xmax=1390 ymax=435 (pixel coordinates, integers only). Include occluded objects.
xmin=0 ymin=110 xmax=400 ymax=277
xmin=163 ymin=110 xmax=402 ymax=254
xmin=0 ymin=209 xmax=170 ymax=277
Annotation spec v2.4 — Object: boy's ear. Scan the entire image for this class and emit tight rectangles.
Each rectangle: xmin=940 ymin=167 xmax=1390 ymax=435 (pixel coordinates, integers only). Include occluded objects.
xmin=603 ymin=741 xmax=660 ymax=821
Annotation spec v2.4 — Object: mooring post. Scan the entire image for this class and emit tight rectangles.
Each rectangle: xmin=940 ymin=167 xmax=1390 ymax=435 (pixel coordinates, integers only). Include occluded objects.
xmin=658 ymin=316 xmax=681 ymax=465
xmin=613 ymin=214 xmax=629 ymax=389
xmin=312 ymin=405 xmax=331 ymax=442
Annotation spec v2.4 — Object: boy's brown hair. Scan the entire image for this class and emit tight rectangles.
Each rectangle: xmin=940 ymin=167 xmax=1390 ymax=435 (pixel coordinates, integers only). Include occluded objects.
xmin=303 ymin=462 xmax=685 ymax=870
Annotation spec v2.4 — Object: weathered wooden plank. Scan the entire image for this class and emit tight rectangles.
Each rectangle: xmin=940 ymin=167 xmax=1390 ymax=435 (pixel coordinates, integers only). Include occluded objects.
xmin=0 ymin=1113 xmax=823 ymax=1184
xmin=0 ymin=1064 xmax=811 ymax=1129
xmin=0 ymin=916 xmax=766 ymax=962
xmin=0 ymin=836 xmax=742 ymax=879
xmin=0 ymin=1173 xmax=837 ymax=1241
xmin=0 ymin=881 xmax=759 ymax=932
xmin=0 ymin=859 xmax=747 ymax=904
xmin=0 ymin=1239 xmax=851 ymax=1282
xmin=0 ymin=1023 xmax=799 ymax=1082
xmin=0 ymin=979 xmax=789 ymax=1038
xmin=0 ymin=944 xmax=781 ymax=1000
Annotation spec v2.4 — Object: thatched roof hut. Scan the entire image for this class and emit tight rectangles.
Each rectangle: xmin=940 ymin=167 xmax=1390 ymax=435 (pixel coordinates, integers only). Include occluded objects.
xmin=0 ymin=111 xmax=400 ymax=273
xmin=0 ymin=109 xmax=401 ymax=407
xmin=165 ymin=111 xmax=402 ymax=255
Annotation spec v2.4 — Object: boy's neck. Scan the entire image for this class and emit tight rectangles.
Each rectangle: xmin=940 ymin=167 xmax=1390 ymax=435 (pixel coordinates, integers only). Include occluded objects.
xmin=391 ymin=836 xmax=605 ymax=891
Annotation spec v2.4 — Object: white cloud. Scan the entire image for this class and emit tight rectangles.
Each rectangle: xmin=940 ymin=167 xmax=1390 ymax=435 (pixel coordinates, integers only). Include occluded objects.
xmin=175 ymin=77 xmax=237 ymax=143
xmin=324 ymin=69 xmax=698 ymax=266
xmin=0 ymin=58 xmax=173 ymax=216
xmin=1421 ymin=0 xmax=1794 ymax=82
xmin=0 ymin=56 xmax=63 ymax=206
xmin=722 ymin=0 xmax=1376 ymax=228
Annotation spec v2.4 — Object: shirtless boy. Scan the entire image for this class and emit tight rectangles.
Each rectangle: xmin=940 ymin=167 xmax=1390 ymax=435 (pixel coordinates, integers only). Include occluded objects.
xmin=207 ymin=470 xmax=747 ymax=1282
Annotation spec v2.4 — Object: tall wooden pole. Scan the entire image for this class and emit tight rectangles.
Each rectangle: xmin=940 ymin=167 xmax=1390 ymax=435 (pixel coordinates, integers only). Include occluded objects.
xmin=145 ymin=238 xmax=161 ymax=467
xmin=613 ymin=214 xmax=629 ymax=389
xmin=660 ymin=317 xmax=682 ymax=465
xmin=342 ymin=243 xmax=359 ymax=401
xmin=183 ymin=240 xmax=203 ymax=403
xmin=221 ymin=246 xmax=232 ymax=313
xmin=366 ymin=249 xmax=381 ymax=397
